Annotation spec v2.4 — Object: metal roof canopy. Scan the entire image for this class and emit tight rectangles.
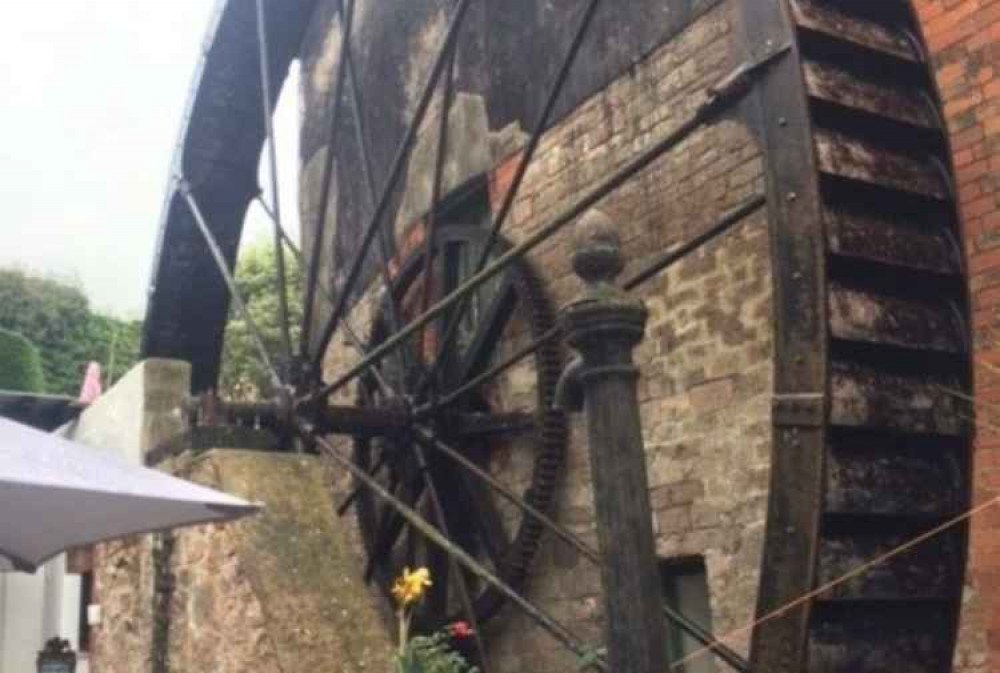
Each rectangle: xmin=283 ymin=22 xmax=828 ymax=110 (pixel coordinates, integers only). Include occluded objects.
xmin=0 ymin=391 xmax=82 ymax=432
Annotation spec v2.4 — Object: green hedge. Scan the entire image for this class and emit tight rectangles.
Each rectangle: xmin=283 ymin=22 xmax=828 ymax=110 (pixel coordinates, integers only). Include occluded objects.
xmin=0 ymin=328 xmax=46 ymax=393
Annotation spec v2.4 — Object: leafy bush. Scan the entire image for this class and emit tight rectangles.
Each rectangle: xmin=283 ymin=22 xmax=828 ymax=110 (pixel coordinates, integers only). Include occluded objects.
xmin=398 ymin=632 xmax=478 ymax=673
xmin=220 ymin=237 xmax=303 ymax=399
xmin=0 ymin=268 xmax=139 ymax=395
xmin=391 ymin=568 xmax=478 ymax=673
xmin=0 ymin=328 xmax=46 ymax=392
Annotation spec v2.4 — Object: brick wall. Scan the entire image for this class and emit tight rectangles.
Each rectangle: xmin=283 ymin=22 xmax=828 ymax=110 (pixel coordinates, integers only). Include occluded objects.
xmin=912 ymin=1 xmax=1000 ymax=670
xmin=305 ymin=2 xmax=772 ymax=671
xmin=483 ymin=7 xmax=770 ymax=670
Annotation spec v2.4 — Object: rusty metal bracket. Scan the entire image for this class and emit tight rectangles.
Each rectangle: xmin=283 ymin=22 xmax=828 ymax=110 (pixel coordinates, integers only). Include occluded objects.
xmin=772 ymin=393 xmax=825 ymax=428
xmin=702 ymin=42 xmax=792 ymax=119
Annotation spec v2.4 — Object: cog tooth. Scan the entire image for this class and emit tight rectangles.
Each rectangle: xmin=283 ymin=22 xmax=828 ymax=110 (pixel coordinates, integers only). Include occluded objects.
xmin=340 ymin=226 xmax=567 ymax=627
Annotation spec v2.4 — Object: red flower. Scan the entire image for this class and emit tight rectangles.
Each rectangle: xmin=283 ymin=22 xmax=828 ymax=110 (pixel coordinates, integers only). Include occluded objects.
xmin=447 ymin=621 xmax=475 ymax=638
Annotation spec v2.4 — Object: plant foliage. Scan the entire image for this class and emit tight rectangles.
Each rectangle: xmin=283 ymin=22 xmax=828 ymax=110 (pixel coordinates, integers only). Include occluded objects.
xmin=0 ymin=268 xmax=140 ymax=395
xmin=219 ymin=237 xmax=304 ymax=399
xmin=398 ymin=632 xmax=479 ymax=673
xmin=0 ymin=328 xmax=46 ymax=392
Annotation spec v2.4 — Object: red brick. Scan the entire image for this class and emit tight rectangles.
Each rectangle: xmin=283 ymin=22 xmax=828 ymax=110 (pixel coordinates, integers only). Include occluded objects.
xmin=921 ymin=2 xmax=1000 ymax=667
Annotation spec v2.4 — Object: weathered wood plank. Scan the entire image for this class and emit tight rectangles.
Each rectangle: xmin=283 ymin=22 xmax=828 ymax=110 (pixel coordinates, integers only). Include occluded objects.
xmin=804 ymin=60 xmax=937 ymax=128
xmin=791 ymin=0 xmax=919 ymax=62
xmin=815 ymin=129 xmax=947 ymax=199
xmin=825 ymin=206 xmax=960 ymax=275
xmin=829 ymin=283 xmax=963 ymax=353
xmin=830 ymin=361 xmax=966 ymax=435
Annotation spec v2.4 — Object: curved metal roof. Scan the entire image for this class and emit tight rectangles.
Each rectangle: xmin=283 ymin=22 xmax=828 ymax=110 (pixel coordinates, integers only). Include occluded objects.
xmin=141 ymin=0 xmax=317 ymax=392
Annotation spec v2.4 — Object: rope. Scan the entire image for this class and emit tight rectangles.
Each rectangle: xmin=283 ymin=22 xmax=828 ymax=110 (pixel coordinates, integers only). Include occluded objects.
xmin=669 ymin=495 xmax=1000 ymax=670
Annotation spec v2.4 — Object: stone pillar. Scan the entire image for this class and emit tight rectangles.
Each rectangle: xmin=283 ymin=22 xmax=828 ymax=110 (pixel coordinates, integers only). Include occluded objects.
xmin=60 ymin=358 xmax=192 ymax=673
xmin=560 ymin=210 xmax=669 ymax=673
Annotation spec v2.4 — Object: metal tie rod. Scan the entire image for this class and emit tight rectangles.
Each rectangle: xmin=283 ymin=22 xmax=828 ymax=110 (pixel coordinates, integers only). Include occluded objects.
xmin=301 ymin=0 xmax=357 ymax=356
xmin=410 ymin=437 xmax=492 ymax=672
xmin=412 ymin=426 xmax=749 ymax=672
xmin=412 ymin=425 xmax=596 ymax=562
xmin=418 ymin=0 xmax=604 ymax=393
xmin=257 ymin=195 xmax=393 ymax=394
xmin=179 ymin=179 xmax=282 ymax=391
xmin=297 ymin=420 xmax=609 ymax=672
xmin=306 ymin=42 xmax=789 ymax=405
xmin=424 ymin=193 xmax=766 ymax=414
xmin=311 ymin=0 xmax=476 ymax=369
xmin=254 ymin=0 xmax=293 ymax=362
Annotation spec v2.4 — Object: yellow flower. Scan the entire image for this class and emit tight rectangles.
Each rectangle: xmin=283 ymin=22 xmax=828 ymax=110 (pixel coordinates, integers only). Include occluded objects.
xmin=392 ymin=566 xmax=432 ymax=606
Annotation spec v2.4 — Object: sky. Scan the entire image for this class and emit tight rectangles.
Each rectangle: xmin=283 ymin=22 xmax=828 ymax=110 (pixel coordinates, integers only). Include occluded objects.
xmin=0 ymin=2 xmax=300 ymax=319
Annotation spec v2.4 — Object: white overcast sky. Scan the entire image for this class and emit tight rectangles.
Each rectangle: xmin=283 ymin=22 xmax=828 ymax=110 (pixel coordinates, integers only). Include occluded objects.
xmin=0 ymin=2 xmax=300 ymax=319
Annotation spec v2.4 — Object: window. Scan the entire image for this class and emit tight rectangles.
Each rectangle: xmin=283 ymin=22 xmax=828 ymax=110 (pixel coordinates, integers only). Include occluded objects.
xmin=660 ymin=556 xmax=718 ymax=673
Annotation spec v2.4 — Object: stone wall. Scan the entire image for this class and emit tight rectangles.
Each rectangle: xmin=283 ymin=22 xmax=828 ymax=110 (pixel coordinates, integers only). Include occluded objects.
xmin=162 ymin=451 xmax=393 ymax=673
xmin=92 ymin=449 xmax=394 ymax=673
xmin=302 ymin=2 xmax=772 ymax=671
xmin=73 ymin=361 xmax=395 ymax=673
xmin=911 ymin=1 xmax=1000 ymax=671
xmin=67 ymin=359 xmax=192 ymax=673
xmin=484 ymin=5 xmax=770 ymax=670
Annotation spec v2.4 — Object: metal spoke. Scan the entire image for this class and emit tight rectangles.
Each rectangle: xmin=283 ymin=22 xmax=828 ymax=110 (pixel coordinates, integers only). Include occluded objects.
xmin=311 ymin=0 xmax=475 ymax=371
xmin=455 ymin=464 xmax=512 ymax=565
xmin=662 ymin=606 xmax=749 ymax=673
xmin=363 ymin=465 xmax=425 ymax=583
xmin=418 ymin=0 xmax=603 ymax=394
xmin=425 ymin=194 xmax=766 ymax=410
xmin=412 ymin=427 xmax=593 ymax=563
xmin=255 ymin=0 xmax=293 ymax=362
xmin=412 ymin=439 xmax=493 ymax=672
xmin=298 ymin=420 xmax=608 ymax=671
xmin=301 ymin=0 xmax=356 ymax=358
xmin=418 ymin=45 xmax=459 ymax=372
xmin=258 ymin=195 xmax=392 ymax=394
xmin=336 ymin=385 xmax=389 ymax=516
xmin=453 ymin=270 xmax=517 ymax=386
xmin=306 ymin=46 xmax=785 ymax=404
xmin=412 ymin=427 xmax=748 ymax=671
xmin=423 ymin=325 xmax=561 ymax=413
xmin=336 ymin=451 xmax=387 ymax=515
xmin=336 ymin=0 xmax=407 ymax=364
xmin=179 ymin=179 xmax=282 ymax=390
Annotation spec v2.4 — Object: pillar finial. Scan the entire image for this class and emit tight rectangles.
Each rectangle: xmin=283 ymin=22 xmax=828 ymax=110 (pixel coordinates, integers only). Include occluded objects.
xmin=572 ymin=209 xmax=623 ymax=287
xmin=559 ymin=209 xmax=668 ymax=673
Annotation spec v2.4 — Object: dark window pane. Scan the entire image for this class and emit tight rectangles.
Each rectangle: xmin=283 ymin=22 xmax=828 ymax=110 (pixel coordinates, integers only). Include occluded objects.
xmin=659 ymin=557 xmax=718 ymax=673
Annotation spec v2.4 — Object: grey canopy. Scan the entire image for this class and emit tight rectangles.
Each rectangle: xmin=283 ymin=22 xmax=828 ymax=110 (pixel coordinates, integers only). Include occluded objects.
xmin=0 ymin=417 xmax=258 ymax=572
